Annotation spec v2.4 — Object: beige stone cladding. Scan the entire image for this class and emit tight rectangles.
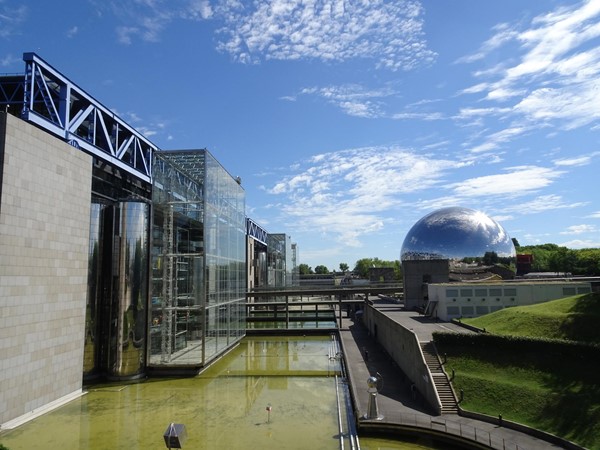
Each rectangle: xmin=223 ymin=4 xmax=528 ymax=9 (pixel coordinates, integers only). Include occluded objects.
xmin=0 ymin=113 xmax=92 ymax=427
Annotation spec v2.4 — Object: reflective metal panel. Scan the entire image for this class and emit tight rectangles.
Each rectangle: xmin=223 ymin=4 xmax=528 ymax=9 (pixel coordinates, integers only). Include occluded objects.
xmin=108 ymin=201 xmax=149 ymax=378
xmin=401 ymin=207 xmax=516 ymax=266
xmin=83 ymin=202 xmax=104 ymax=377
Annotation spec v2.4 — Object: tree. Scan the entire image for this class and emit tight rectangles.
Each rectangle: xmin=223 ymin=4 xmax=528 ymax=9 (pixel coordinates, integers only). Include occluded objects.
xmin=314 ymin=265 xmax=329 ymax=274
xmin=353 ymin=257 xmax=402 ymax=280
xmin=339 ymin=262 xmax=349 ymax=272
xmin=548 ymin=247 xmax=577 ymax=275
xmin=298 ymin=264 xmax=313 ymax=275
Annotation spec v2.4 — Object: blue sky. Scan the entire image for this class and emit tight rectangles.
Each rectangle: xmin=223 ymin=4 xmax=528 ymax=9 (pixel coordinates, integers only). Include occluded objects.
xmin=2 ymin=0 xmax=600 ymax=270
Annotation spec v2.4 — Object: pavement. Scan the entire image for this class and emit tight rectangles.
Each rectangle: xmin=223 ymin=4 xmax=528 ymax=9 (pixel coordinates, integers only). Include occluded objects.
xmin=338 ymin=303 xmax=572 ymax=450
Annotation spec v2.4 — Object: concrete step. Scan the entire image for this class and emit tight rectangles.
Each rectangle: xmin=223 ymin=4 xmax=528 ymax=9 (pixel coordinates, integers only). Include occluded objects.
xmin=423 ymin=343 xmax=458 ymax=414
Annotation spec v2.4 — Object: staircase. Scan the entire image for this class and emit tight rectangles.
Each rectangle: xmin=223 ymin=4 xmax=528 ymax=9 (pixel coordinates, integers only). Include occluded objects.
xmin=420 ymin=341 xmax=458 ymax=414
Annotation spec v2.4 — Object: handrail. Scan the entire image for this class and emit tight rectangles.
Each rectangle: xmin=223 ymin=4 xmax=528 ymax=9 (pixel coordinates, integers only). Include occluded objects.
xmin=361 ymin=413 xmax=525 ymax=450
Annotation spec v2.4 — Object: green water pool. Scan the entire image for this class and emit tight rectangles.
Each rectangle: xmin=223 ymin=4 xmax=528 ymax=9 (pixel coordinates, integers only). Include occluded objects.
xmin=0 ymin=336 xmax=444 ymax=450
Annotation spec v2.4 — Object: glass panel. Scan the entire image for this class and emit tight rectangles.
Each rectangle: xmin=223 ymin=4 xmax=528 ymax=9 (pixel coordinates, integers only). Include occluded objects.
xmin=150 ymin=151 xmax=245 ymax=368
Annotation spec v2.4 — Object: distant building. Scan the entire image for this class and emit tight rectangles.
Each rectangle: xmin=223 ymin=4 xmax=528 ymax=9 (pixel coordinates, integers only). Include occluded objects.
xmin=516 ymin=253 xmax=534 ymax=275
xmin=428 ymin=281 xmax=592 ymax=321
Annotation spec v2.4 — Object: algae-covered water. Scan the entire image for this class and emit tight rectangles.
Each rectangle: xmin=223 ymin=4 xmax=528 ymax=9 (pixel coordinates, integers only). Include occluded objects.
xmin=0 ymin=336 xmax=440 ymax=450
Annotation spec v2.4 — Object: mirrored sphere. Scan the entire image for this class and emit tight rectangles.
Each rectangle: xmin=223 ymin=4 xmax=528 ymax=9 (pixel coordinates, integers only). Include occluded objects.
xmin=401 ymin=207 xmax=516 ymax=263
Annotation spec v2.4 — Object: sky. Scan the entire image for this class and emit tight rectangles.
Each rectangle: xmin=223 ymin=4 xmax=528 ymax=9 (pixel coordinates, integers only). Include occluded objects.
xmin=1 ymin=0 xmax=600 ymax=271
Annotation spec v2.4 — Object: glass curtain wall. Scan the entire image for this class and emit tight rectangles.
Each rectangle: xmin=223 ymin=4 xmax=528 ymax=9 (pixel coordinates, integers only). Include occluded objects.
xmin=150 ymin=153 xmax=204 ymax=367
xmin=267 ymin=234 xmax=287 ymax=288
xmin=204 ymin=151 xmax=246 ymax=361
xmin=150 ymin=150 xmax=245 ymax=369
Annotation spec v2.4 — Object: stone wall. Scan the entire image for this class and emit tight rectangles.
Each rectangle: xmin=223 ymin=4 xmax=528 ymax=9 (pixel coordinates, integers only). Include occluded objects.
xmin=0 ymin=113 xmax=92 ymax=428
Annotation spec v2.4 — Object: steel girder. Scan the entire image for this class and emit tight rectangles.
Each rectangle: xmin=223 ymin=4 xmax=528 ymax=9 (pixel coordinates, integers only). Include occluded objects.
xmin=19 ymin=52 xmax=155 ymax=182
xmin=246 ymin=218 xmax=268 ymax=245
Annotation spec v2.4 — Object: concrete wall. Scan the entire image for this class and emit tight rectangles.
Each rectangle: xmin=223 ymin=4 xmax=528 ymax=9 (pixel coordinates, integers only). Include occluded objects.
xmin=402 ymin=260 xmax=449 ymax=310
xmin=363 ymin=304 xmax=442 ymax=415
xmin=0 ymin=113 xmax=92 ymax=428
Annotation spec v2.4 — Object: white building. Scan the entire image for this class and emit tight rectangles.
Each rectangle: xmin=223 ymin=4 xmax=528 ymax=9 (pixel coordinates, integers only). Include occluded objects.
xmin=427 ymin=281 xmax=592 ymax=321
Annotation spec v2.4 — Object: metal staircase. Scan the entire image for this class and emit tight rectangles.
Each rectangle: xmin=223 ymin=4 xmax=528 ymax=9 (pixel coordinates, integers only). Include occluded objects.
xmin=420 ymin=341 xmax=458 ymax=414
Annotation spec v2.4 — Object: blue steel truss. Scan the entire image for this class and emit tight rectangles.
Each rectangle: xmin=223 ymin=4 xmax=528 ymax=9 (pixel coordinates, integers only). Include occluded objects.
xmin=12 ymin=53 xmax=156 ymax=182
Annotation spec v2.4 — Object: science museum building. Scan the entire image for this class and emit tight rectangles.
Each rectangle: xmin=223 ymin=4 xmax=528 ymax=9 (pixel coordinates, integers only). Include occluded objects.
xmin=0 ymin=53 xmax=300 ymax=429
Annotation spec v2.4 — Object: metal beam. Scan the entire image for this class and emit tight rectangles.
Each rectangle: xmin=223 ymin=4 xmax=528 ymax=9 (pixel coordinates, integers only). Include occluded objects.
xmin=17 ymin=52 xmax=156 ymax=183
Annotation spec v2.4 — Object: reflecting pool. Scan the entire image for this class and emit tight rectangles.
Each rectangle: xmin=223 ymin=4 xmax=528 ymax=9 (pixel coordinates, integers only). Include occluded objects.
xmin=0 ymin=336 xmax=441 ymax=450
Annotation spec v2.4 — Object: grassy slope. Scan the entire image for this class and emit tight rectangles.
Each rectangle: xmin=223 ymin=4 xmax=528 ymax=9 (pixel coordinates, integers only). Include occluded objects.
xmin=462 ymin=292 xmax=600 ymax=343
xmin=437 ymin=293 xmax=600 ymax=449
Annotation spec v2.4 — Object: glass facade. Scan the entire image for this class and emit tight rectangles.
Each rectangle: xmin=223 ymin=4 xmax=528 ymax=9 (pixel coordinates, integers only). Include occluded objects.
xmin=150 ymin=150 xmax=246 ymax=369
xmin=267 ymin=233 xmax=299 ymax=288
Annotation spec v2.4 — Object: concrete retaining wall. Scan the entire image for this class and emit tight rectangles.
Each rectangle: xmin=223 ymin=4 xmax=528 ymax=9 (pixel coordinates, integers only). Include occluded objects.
xmin=363 ymin=304 xmax=442 ymax=415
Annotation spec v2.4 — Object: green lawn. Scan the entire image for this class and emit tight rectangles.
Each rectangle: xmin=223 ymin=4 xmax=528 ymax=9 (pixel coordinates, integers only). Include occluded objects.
xmin=435 ymin=293 xmax=600 ymax=449
xmin=462 ymin=292 xmax=600 ymax=343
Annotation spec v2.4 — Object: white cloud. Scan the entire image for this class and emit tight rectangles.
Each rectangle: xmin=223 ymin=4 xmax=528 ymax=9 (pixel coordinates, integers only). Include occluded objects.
xmin=449 ymin=166 xmax=563 ymax=198
xmin=66 ymin=26 xmax=79 ymax=38
xmin=503 ymin=194 xmax=587 ymax=215
xmin=553 ymin=153 xmax=597 ymax=167
xmin=455 ymin=22 xmax=518 ymax=64
xmin=267 ymin=145 xmax=460 ymax=246
xmin=467 ymin=126 xmax=529 ymax=154
xmin=559 ymin=238 xmax=600 ymax=249
xmin=297 ymin=84 xmax=396 ymax=118
xmin=0 ymin=53 xmax=20 ymax=67
xmin=116 ymin=26 xmax=139 ymax=45
xmin=215 ymin=0 xmax=436 ymax=70
xmin=458 ymin=0 xmax=600 ymax=138
xmin=0 ymin=2 xmax=27 ymax=38
xmin=391 ymin=112 xmax=444 ymax=121
xmin=560 ymin=224 xmax=596 ymax=234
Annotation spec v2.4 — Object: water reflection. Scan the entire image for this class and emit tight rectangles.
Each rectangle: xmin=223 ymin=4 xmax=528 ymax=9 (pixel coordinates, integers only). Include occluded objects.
xmin=1 ymin=336 xmax=439 ymax=450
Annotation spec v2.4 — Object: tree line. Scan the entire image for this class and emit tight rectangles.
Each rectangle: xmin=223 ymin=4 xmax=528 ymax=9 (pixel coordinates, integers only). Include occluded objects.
xmin=299 ymin=257 xmax=402 ymax=279
xmin=515 ymin=241 xmax=600 ymax=276
xmin=298 ymin=241 xmax=600 ymax=279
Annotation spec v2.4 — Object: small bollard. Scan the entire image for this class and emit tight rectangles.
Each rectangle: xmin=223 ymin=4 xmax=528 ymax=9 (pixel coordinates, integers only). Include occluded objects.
xmin=163 ymin=423 xmax=187 ymax=449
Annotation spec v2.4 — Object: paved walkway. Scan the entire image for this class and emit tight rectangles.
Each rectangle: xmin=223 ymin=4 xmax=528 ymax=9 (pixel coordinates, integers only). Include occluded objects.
xmin=339 ymin=304 xmax=569 ymax=450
